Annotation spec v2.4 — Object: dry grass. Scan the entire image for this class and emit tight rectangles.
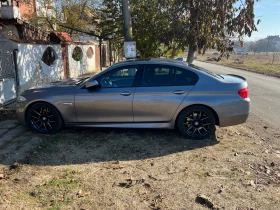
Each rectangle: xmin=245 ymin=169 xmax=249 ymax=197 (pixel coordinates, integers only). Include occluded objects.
xmin=198 ymin=52 xmax=280 ymax=77
xmin=0 ymin=115 xmax=280 ymax=210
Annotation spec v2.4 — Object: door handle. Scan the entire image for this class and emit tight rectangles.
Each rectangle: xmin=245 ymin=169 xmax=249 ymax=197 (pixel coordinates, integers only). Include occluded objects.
xmin=120 ymin=91 xmax=132 ymax=96
xmin=173 ymin=90 xmax=185 ymax=95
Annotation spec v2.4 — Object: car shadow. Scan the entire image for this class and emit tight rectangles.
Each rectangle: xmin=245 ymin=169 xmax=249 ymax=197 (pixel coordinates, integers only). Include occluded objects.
xmin=24 ymin=127 xmax=220 ymax=166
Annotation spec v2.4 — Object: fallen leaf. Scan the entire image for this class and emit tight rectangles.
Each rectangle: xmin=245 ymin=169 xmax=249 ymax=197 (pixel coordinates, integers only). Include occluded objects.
xmin=144 ymin=183 xmax=151 ymax=189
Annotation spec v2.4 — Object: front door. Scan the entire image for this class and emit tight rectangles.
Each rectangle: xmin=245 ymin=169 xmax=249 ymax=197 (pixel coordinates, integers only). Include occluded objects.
xmin=75 ymin=65 xmax=141 ymax=123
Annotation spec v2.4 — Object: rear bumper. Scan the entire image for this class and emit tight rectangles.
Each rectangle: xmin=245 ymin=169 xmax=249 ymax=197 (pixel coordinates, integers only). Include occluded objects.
xmin=215 ymin=98 xmax=250 ymax=127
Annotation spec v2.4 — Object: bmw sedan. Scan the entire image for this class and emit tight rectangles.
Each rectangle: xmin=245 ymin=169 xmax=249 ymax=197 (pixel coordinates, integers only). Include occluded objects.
xmin=16 ymin=59 xmax=250 ymax=140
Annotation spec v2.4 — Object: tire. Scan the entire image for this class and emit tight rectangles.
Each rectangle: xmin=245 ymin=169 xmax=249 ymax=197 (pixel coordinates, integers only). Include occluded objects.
xmin=177 ymin=106 xmax=216 ymax=140
xmin=26 ymin=102 xmax=63 ymax=134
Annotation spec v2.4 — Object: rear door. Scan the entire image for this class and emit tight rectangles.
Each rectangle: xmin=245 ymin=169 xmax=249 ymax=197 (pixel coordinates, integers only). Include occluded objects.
xmin=133 ymin=65 xmax=198 ymax=122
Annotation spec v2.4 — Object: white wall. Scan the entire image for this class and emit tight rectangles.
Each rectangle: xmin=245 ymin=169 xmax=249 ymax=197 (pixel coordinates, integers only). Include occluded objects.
xmin=15 ymin=43 xmax=64 ymax=94
xmin=67 ymin=44 xmax=97 ymax=78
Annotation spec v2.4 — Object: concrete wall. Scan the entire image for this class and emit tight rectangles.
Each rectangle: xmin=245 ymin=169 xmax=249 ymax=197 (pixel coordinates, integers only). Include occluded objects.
xmin=15 ymin=43 xmax=64 ymax=94
xmin=67 ymin=43 xmax=98 ymax=78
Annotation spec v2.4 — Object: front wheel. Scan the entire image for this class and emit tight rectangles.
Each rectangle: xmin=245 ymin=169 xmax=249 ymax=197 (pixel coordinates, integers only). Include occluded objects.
xmin=177 ymin=106 xmax=216 ymax=140
xmin=26 ymin=102 xmax=63 ymax=134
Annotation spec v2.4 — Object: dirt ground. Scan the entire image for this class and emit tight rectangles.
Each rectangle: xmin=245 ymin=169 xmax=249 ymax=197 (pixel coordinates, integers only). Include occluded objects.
xmin=0 ymin=107 xmax=279 ymax=210
xmin=0 ymin=107 xmax=16 ymax=121
xmin=197 ymin=52 xmax=280 ymax=78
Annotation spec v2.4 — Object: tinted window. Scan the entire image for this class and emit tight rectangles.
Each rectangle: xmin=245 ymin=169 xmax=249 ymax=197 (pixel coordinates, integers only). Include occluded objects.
xmin=142 ymin=65 xmax=175 ymax=86
xmin=189 ymin=64 xmax=223 ymax=79
xmin=174 ymin=67 xmax=199 ymax=86
xmin=96 ymin=65 xmax=139 ymax=88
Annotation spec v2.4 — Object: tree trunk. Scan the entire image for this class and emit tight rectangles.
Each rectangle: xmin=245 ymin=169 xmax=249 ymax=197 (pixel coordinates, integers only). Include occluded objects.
xmin=187 ymin=45 xmax=196 ymax=64
xmin=121 ymin=0 xmax=133 ymax=41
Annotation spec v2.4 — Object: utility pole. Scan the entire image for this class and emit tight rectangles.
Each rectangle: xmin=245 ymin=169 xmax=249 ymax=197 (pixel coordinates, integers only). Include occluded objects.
xmin=121 ymin=0 xmax=133 ymax=41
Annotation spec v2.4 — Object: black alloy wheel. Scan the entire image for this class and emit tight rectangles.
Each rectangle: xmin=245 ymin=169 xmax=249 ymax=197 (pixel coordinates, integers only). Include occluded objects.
xmin=26 ymin=102 xmax=63 ymax=134
xmin=177 ymin=106 xmax=216 ymax=140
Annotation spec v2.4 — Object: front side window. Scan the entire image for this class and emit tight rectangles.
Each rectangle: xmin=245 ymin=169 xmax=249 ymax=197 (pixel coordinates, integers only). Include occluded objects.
xmin=96 ymin=65 xmax=139 ymax=88
xmin=142 ymin=65 xmax=175 ymax=86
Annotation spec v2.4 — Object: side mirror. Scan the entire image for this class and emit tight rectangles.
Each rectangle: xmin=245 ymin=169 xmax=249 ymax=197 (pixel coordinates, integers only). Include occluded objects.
xmin=85 ymin=80 xmax=100 ymax=88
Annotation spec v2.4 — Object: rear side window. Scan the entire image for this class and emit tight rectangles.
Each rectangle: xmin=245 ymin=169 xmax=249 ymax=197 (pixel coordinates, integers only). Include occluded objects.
xmin=174 ymin=67 xmax=199 ymax=86
xmin=142 ymin=65 xmax=175 ymax=86
xmin=142 ymin=64 xmax=198 ymax=87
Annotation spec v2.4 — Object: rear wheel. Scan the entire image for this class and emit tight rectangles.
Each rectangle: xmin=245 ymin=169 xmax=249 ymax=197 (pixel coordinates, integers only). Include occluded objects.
xmin=177 ymin=106 xmax=216 ymax=140
xmin=26 ymin=102 xmax=63 ymax=134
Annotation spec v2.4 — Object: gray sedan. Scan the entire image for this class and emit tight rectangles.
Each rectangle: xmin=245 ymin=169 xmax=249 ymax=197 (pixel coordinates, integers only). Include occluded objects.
xmin=16 ymin=59 xmax=250 ymax=140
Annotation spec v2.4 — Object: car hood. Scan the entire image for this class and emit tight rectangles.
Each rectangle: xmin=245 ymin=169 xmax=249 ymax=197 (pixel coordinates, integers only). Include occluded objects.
xmin=30 ymin=77 xmax=88 ymax=89
xmin=20 ymin=78 xmax=88 ymax=95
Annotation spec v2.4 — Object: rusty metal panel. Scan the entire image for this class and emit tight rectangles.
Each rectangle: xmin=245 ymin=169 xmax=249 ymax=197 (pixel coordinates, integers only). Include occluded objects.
xmin=0 ymin=52 xmax=15 ymax=78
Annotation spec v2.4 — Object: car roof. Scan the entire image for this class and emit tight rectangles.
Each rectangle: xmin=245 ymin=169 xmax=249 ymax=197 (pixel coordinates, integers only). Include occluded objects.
xmin=113 ymin=58 xmax=189 ymax=66
xmin=91 ymin=58 xmax=222 ymax=83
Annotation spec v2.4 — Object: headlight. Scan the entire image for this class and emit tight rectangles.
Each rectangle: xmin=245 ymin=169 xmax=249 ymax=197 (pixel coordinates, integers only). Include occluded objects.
xmin=17 ymin=96 xmax=27 ymax=102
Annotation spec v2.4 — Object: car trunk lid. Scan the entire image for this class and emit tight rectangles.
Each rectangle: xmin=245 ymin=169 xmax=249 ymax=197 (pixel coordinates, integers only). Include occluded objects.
xmin=220 ymin=74 xmax=246 ymax=83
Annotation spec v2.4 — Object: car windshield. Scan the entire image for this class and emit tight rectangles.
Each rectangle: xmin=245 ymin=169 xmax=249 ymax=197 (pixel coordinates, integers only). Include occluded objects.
xmin=77 ymin=69 xmax=106 ymax=85
xmin=189 ymin=64 xmax=223 ymax=79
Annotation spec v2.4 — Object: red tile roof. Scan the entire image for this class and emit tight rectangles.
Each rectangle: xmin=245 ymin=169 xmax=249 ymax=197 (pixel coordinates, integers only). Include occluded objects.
xmin=50 ymin=31 xmax=73 ymax=42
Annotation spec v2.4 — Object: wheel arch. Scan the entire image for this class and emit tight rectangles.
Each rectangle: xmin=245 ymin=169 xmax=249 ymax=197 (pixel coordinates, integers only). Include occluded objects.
xmin=24 ymin=100 xmax=65 ymax=126
xmin=175 ymin=104 xmax=220 ymax=128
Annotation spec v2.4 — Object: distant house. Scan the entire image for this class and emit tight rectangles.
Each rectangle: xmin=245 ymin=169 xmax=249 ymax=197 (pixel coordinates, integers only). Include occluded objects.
xmin=234 ymin=49 xmax=248 ymax=55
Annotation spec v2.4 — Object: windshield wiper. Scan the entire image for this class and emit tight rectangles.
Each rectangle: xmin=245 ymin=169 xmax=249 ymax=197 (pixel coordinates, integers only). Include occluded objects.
xmin=75 ymin=77 xmax=90 ymax=85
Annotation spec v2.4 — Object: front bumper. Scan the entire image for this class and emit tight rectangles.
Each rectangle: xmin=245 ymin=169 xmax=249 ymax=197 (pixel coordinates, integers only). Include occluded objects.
xmin=216 ymin=98 xmax=250 ymax=127
xmin=15 ymin=102 xmax=27 ymax=125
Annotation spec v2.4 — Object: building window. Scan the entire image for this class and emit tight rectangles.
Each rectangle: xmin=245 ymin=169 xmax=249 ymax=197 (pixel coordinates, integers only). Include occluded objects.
xmin=1 ymin=0 xmax=11 ymax=6
xmin=86 ymin=47 xmax=94 ymax=59
xmin=72 ymin=46 xmax=83 ymax=61
xmin=41 ymin=47 xmax=57 ymax=66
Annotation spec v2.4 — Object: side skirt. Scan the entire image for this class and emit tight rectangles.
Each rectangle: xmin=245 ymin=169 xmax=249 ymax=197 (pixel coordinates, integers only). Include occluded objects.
xmin=65 ymin=122 xmax=175 ymax=129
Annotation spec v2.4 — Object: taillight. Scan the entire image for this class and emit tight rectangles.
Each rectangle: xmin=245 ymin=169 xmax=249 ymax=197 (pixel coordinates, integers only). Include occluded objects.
xmin=238 ymin=88 xmax=248 ymax=98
